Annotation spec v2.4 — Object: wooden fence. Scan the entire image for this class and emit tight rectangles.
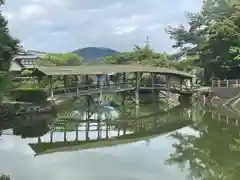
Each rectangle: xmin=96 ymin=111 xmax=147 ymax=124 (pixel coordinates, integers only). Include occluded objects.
xmin=212 ymin=79 xmax=240 ymax=88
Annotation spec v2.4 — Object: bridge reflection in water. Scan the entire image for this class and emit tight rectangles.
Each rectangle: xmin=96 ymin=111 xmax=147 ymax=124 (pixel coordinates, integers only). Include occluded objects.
xmin=2 ymin=103 xmax=240 ymax=180
xmin=0 ymin=103 xmax=207 ymax=157
xmin=25 ymin=104 xmax=200 ymax=156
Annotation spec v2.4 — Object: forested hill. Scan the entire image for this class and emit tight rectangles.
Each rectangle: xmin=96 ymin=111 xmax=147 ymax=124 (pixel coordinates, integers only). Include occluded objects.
xmin=73 ymin=47 xmax=118 ymax=63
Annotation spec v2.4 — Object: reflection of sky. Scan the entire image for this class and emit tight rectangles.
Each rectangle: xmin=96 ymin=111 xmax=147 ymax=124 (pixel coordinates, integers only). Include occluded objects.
xmin=0 ymin=127 xmax=196 ymax=180
xmin=70 ymin=105 xmax=120 ymax=120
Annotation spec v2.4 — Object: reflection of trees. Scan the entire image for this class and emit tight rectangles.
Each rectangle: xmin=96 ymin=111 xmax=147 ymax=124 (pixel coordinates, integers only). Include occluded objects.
xmin=166 ymin=112 xmax=240 ymax=180
xmin=0 ymin=113 xmax=54 ymax=138
xmin=111 ymin=105 xmax=191 ymax=133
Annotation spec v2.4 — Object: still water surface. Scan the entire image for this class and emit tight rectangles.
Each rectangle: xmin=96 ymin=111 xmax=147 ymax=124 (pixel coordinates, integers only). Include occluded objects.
xmin=0 ymin=101 xmax=239 ymax=180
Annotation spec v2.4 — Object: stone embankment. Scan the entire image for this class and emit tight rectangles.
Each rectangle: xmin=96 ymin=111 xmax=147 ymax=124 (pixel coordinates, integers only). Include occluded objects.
xmin=210 ymin=87 xmax=240 ymax=114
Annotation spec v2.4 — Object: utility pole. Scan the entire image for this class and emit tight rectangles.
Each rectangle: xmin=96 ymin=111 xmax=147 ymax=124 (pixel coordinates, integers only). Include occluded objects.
xmin=146 ymin=36 xmax=150 ymax=48
xmin=146 ymin=36 xmax=149 ymax=46
xmin=145 ymin=36 xmax=152 ymax=62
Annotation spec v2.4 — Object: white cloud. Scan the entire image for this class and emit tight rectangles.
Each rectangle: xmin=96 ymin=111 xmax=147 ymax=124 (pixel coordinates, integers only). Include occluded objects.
xmin=114 ymin=26 xmax=137 ymax=35
xmin=2 ymin=0 xmax=203 ymax=52
xmin=50 ymin=30 xmax=69 ymax=36
xmin=20 ymin=4 xmax=45 ymax=20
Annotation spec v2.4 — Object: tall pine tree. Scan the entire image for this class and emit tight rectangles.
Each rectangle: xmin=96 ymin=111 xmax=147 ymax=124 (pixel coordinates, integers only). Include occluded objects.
xmin=166 ymin=0 xmax=240 ymax=82
xmin=0 ymin=0 xmax=19 ymax=71
xmin=0 ymin=0 xmax=19 ymax=100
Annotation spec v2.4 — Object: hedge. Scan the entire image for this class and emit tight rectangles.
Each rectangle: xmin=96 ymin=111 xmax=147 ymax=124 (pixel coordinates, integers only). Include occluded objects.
xmin=10 ymin=88 xmax=47 ymax=103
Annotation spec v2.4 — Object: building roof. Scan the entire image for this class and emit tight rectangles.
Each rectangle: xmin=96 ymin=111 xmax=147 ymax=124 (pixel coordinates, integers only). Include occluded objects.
xmin=13 ymin=55 xmax=39 ymax=60
xmin=9 ymin=61 xmax=22 ymax=71
xmin=32 ymin=65 xmax=194 ymax=78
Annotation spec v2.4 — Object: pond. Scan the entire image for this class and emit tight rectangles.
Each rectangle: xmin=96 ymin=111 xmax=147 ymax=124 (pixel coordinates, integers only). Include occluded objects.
xmin=0 ymin=100 xmax=239 ymax=180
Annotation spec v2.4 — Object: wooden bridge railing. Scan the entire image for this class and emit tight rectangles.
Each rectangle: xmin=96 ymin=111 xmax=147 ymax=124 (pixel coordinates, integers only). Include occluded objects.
xmin=49 ymin=80 xmax=194 ymax=96
xmin=212 ymin=79 xmax=240 ymax=88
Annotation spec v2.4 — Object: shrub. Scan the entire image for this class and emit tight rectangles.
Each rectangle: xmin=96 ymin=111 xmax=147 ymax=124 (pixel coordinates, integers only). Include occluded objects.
xmin=21 ymin=69 xmax=33 ymax=77
xmin=10 ymin=88 xmax=47 ymax=103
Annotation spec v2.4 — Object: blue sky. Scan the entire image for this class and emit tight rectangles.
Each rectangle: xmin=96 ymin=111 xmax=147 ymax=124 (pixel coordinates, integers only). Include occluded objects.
xmin=2 ymin=0 xmax=202 ymax=52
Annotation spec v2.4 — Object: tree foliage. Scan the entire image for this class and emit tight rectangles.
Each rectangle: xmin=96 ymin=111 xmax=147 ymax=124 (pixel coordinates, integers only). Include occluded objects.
xmin=166 ymin=111 xmax=240 ymax=179
xmin=0 ymin=1 xmax=19 ymax=101
xmin=0 ymin=1 xmax=19 ymax=71
xmin=103 ymin=45 xmax=192 ymax=71
xmin=36 ymin=52 xmax=83 ymax=66
xmin=166 ymin=0 xmax=240 ymax=82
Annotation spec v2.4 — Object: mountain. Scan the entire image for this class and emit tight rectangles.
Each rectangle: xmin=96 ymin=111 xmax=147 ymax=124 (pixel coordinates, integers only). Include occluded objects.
xmin=73 ymin=47 xmax=119 ymax=63
xmin=26 ymin=47 xmax=118 ymax=63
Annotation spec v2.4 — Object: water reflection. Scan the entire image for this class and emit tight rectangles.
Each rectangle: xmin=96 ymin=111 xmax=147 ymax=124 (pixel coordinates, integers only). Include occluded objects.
xmin=28 ymin=104 xmax=193 ymax=156
xmin=166 ymin=110 xmax=240 ymax=180
xmin=0 ymin=113 xmax=55 ymax=138
xmin=1 ymin=102 xmax=239 ymax=180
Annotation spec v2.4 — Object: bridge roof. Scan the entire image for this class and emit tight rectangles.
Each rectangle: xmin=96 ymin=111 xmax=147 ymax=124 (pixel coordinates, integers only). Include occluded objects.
xmin=32 ymin=65 xmax=194 ymax=78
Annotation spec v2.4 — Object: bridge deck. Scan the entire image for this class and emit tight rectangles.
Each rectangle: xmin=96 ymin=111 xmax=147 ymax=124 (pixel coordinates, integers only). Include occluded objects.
xmin=50 ymin=83 xmax=194 ymax=99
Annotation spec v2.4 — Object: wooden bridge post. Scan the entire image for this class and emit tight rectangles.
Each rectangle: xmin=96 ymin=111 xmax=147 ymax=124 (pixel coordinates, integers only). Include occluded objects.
xmin=165 ymin=75 xmax=171 ymax=107
xmin=38 ymin=137 xmax=41 ymax=143
xmin=123 ymin=73 xmax=127 ymax=86
xmin=135 ymin=72 xmax=140 ymax=106
xmin=97 ymin=93 xmax=101 ymax=139
xmin=75 ymin=75 xmax=79 ymax=96
xmin=85 ymin=95 xmax=90 ymax=140
xmin=64 ymin=122 xmax=67 ymax=142
xmin=50 ymin=130 xmax=53 ymax=143
xmin=63 ymin=75 xmax=67 ymax=95
xmin=166 ymin=75 xmax=170 ymax=90
xmin=117 ymin=73 xmax=121 ymax=89
xmin=75 ymin=125 xmax=79 ymax=141
xmin=135 ymin=104 xmax=140 ymax=131
xmin=106 ymin=117 xmax=109 ymax=139
xmin=97 ymin=75 xmax=100 ymax=88
xmin=190 ymin=77 xmax=194 ymax=90
xmin=85 ymin=75 xmax=89 ymax=89
xmin=48 ymin=75 xmax=54 ymax=101
xmin=179 ymin=78 xmax=184 ymax=91
xmin=151 ymin=72 xmax=155 ymax=89
xmin=151 ymin=73 xmax=157 ymax=101
xmin=105 ymin=74 xmax=109 ymax=86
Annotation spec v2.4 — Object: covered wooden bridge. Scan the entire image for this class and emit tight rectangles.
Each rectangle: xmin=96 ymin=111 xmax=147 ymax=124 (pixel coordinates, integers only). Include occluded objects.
xmin=31 ymin=65 xmax=196 ymax=103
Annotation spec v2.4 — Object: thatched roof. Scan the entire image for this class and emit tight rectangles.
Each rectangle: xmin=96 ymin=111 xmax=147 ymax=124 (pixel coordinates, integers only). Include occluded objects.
xmin=32 ymin=65 xmax=194 ymax=78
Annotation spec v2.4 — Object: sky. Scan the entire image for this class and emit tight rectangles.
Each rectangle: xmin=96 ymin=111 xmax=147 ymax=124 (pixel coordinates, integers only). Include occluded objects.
xmin=2 ymin=0 xmax=203 ymax=53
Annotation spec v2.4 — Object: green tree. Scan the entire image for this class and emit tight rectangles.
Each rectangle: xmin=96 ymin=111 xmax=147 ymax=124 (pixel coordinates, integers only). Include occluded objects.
xmin=0 ymin=1 xmax=19 ymax=71
xmin=166 ymin=0 xmax=240 ymax=82
xmin=37 ymin=52 xmax=83 ymax=66
xmin=0 ymin=1 xmax=19 ymax=100
xmin=103 ymin=45 xmax=180 ymax=69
